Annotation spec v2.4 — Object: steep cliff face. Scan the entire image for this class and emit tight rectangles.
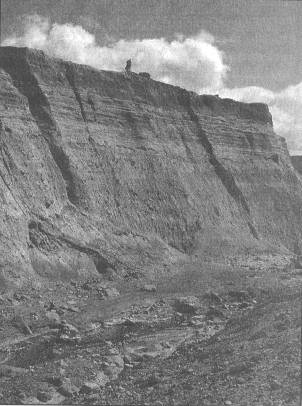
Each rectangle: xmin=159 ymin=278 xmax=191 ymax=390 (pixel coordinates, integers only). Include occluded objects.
xmin=0 ymin=47 xmax=301 ymax=287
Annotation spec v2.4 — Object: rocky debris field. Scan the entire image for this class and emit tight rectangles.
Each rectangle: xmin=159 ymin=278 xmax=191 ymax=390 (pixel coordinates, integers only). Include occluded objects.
xmin=0 ymin=253 xmax=300 ymax=405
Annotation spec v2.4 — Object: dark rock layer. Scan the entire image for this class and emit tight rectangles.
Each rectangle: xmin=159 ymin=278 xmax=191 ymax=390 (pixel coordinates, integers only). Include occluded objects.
xmin=0 ymin=46 xmax=301 ymax=287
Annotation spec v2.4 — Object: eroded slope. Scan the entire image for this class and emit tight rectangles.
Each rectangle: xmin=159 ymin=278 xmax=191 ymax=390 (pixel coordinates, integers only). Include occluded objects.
xmin=0 ymin=47 xmax=301 ymax=286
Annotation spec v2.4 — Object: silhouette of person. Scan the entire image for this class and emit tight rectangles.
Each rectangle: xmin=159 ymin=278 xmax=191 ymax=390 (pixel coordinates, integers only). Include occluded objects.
xmin=125 ymin=59 xmax=132 ymax=74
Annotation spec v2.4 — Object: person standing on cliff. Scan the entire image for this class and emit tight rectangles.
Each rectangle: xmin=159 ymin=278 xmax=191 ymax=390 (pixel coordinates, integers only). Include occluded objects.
xmin=125 ymin=59 xmax=132 ymax=77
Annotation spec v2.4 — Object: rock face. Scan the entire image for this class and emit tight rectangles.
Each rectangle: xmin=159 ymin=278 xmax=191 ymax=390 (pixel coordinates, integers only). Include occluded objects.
xmin=0 ymin=46 xmax=302 ymax=286
xmin=291 ymin=156 xmax=302 ymax=176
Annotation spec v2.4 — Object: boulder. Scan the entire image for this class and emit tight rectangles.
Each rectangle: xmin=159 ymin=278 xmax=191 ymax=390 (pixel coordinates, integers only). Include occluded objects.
xmin=95 ymin=371 xmax=110 ymax=387
xmin=46 ymin=310 xmax=61 ymax=327
xmin=97 ymin=284 xmax=120 ymax=299
xmin=57 ymin=377 xmax=79 ymax=397
xmin=23 ymin=390 xmax=65 ymax=405
xmin=190 ymin=315 xmax=206 ymax=326
xmin=36 ymin=390 xmax=53 ymax=402
xmin=20 ymin=396 xmax=40 ymax=405
xmin=58 ymin=320 xmax=81 ymax=342
xmin=207 ymin=291 xmax=224 ymax=305
xmin=145 ymin=372 xmax=161 ymax=387
xmin=80 ymin=382 xmax=100 ymax=394
xmin=141 ymin=284 xmax=157 ymax=292
xmin=67 ymin=306 xmax=80 ymax=313
xmin=102 ymin=354 xmax=124 ymax=379
xmin=174 ymin=296 xmax=201 ymax=314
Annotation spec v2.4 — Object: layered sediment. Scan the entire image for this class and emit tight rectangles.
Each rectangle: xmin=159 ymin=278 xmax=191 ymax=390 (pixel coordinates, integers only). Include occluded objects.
xmin=0 ymin=46 xmax=301 ymax=287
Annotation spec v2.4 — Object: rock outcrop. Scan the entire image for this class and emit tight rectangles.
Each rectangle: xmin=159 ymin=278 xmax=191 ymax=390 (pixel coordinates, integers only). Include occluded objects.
xmin=0 ymin=46 xmax=302 ymax=287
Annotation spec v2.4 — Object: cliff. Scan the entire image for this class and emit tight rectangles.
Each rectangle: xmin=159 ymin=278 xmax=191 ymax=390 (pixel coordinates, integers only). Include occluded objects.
xmin=0 ymin=46 xmax=301 ymax=287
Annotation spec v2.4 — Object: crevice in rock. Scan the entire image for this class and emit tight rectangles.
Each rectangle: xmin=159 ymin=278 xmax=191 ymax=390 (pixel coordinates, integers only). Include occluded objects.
xmin=179 ymin=91 xmax=250 ymax=214
xmin=179 ymin=91 xmax=259 ymax=239
xmin=87 ymin=93 xmax=97 ymax=122
xmin=0 ymin=144 xmax=13 ymax=178
xmin=64 ymin=63 xmax=122 ymax=214
xmin=59 ymin=234 xmax=113 ymax=274
xmin=64 ymin=64 xmax=96 ymax=148
xmin=0 ymin=142 xmax=27 ymax=215
xmin=0 ymin=57 xmax=83 ymax=207
xmin=65 ymin=64 xmax=88 ymax=124
xmin=29 ymin=219 xmax=114 ymax=273
xmin=248 ymin=222 xmax=259 ymax=239
xmin=179 ymin=129 xmax=196 ymax=162
xmin=28 ymin=220 xmax=57 ymax=251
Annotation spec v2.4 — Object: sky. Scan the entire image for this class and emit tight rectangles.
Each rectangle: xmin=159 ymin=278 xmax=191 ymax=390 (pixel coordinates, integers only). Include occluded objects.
xmin=1 ymin=0 xmax=302 ymax=154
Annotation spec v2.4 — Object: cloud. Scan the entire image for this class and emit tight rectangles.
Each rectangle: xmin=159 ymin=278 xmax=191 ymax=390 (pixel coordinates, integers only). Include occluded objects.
xmin=2 ymin=15 xmax=228 ymax=93
xmin=2 ymin=15 xmax=301 ymax=154
xmin=220 ymin=84 xmax=302 ymax=155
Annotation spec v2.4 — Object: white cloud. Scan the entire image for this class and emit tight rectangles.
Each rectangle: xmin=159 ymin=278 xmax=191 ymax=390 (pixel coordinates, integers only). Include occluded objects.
xmin=220 ymin=84 xmax=302 ymax=155
xmin=2 ymin=15 xmax=301 ymax=154
xmin=2 ymin=15 xmax=228 ymax=93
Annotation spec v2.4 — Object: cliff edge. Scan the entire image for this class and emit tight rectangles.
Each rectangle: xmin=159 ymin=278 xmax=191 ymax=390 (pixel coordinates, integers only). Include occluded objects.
xmin=0 ymin=47 xmax=301 ymax=287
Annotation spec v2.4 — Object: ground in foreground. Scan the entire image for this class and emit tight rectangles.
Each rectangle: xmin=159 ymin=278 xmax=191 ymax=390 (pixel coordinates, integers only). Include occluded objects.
xmin=0 ymin=253 xmax=300 ymax=406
